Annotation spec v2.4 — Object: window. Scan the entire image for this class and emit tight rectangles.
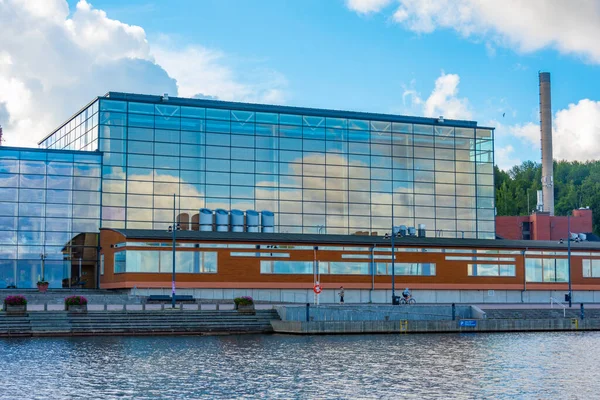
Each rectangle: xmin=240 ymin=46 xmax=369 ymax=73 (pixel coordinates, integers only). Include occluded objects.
xmin=376 ymin=263 xmax=436 ymax=276
xmin=114 ymin=251 xmax=126 ymax=273
xmin=260 ymin=260 xmax=313 ymax=274
xmin=468 ymin=264 xmax=515 ymax=277
xmin=525 ymin=258 xmax=568 ymax=282
xmin=582 ymin=259 xmax=600 ymax=278
xmin=114 ymin=250 xmax=217 ymax=273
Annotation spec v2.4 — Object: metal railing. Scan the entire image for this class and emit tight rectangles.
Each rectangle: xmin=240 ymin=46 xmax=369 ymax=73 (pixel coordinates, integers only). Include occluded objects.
xmin=550 ymin=297 xmax=567 ymax=317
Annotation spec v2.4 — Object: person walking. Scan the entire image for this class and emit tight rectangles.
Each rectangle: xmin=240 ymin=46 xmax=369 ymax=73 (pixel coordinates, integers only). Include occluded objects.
xmin=338 ymin=286 xmax=345 ymax=304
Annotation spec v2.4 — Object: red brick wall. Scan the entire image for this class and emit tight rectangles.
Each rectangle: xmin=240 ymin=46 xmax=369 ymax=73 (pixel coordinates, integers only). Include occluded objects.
xmin=496 ymin=216 xmax=529 ymax=240
xmin=496 ymin=209 xmax=593 ymax=241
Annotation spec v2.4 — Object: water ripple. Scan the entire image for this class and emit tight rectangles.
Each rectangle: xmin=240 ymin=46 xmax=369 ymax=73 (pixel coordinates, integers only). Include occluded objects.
xmin=0 ymin=332 xmax=599 ymax=399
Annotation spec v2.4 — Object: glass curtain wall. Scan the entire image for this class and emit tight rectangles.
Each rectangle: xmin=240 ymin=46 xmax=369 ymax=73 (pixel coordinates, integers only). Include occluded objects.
xmin=41 ymin=95 xmax=495 ymax=238
xmin=0 ymin=148 xmax=101 ymax=288
xmin=39 ymin=101 xmax=99 ymax=151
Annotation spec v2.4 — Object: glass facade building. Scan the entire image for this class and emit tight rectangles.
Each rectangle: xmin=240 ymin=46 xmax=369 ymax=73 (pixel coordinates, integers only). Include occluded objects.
xmin=38 ymin=92 xmax=495 ymax=239
xmin=0 ymin=147 xmax=102 ymax=288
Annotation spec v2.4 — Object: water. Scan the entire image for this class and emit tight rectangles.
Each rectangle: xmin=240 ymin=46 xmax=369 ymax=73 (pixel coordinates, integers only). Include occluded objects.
xmin=1 ymin=332 xmax=599 ymax=399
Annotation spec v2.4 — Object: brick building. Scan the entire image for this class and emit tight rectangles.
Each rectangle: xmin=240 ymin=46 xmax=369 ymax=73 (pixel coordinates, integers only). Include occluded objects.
xmin=496 ymin=208 xmax=593 ymax=241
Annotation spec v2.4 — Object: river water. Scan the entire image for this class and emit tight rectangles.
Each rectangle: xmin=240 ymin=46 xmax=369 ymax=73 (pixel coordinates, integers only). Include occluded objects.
xmin=1 ymin=332 xmax=598 ymax=399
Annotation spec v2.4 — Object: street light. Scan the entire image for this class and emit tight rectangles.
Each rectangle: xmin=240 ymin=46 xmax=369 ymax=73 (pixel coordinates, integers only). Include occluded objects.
xmin=384 ymin=206 xmax=399 ymax=305
xmin=167 ymin=193 xmax=181 ymax=309
xmin=40 ymin=253 xmax=47 ymax=282
xmin=567 ymin=214 xmax=572 ymax=307
xmin=559 ymin=213 xmax=573 ymax=308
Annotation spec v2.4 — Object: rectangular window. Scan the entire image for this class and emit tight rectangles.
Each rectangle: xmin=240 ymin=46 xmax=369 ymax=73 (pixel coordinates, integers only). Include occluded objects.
xmin=376 ymin=263 xmax=436 ymax=276
xmin=260 ymin=260 xmax=313 ymax=274
xmin=467 ymin=264 xmax=515 ymax=277
xmin=231 ymin=252 xmax=290 ymax=258
xmin=446 ymin=256 xmax=515 ymax=262
xmin=115 ymin=250 xmax=218 ymax=273
xmin=582 ymin=259 xmax=600 ymax=278
xmin=525 ymin=258 xmax=567 ymax=282
xmin=114 ymin=251 xmax=126 ymax=273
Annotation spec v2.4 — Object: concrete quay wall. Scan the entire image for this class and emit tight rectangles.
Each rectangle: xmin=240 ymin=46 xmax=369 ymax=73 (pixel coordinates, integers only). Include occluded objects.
xmin=271 ymin=318 xmax=600 ymax=334
xmin=276 ymin=305 xmax=473 ymax=322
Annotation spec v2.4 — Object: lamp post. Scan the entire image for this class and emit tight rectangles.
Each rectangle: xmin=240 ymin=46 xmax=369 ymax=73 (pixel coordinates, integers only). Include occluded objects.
xmin=384 ymin=206 xmax=397 ymax=305
xmin=391 ymin=223 xmax=396 ymax=304
xmin=567 ymin=214 xmax=572 ymax=307
xmin=168 ymin=193 xmax=181 ymax=309
xmin=40 ymin=253 xmax=47 ymax=282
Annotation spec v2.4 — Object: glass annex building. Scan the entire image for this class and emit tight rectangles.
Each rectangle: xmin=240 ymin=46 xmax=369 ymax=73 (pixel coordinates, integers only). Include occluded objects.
xmin=0 ymin=92 xmax=495 ymax=288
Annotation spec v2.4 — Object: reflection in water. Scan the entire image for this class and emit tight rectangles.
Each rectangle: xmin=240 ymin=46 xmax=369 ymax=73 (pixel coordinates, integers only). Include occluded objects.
xmin=1 ymin=332 xmax=599 ymax=399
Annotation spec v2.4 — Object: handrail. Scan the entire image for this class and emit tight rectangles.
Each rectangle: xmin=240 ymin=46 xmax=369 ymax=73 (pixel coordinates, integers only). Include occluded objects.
xmin=550 ymin=297 xmax=567 ymax=317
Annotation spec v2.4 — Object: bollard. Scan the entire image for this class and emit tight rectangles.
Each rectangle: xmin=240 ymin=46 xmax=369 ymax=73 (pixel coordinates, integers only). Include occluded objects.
xmin=123 ymin=304 xmax=126 ymax=311
xmin=44 ymin=302 xmax=48 ymax=311
xmin=198 ymin=303 xmax=202 ymax=311
xmin=452 ymin=303 xmax=456 ymax=321
xmin=180 ymin=303 xmax=184 ymax=311
xmin=216 ymin=303 xmax=220 ymax=311
xmin=306 ymin=303 xmax=310 ymax=322
xmin=581 ymin=303 xmax=585 ymax=320
xmin=161 ymin=304 xmax=164 ymax=311
xmin=142 ymin=303 xmax=146 ymax=311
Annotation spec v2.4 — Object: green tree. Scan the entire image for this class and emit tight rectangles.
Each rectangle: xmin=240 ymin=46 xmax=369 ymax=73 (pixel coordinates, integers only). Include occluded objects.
xmin=495 ymin=160 xmax=600 ymax=234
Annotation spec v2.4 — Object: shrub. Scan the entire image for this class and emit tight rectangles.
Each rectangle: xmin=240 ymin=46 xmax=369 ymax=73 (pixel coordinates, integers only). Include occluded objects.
xmin=4 ymin=295 xmax=27 ymax=306
xmin=65 ymin=295 xmax=88 ymax=306
xmin=234 ymin=296 xmax=254 ymax=307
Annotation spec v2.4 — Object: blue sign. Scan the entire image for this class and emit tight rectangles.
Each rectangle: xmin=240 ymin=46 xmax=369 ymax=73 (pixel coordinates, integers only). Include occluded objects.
xmin=459 ymin=320 xmax=477 ymax=327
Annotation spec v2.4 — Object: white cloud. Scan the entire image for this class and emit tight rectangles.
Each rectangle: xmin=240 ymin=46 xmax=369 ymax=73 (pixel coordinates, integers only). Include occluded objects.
xmin=346 ymin=0 xmax=393 ymax=14
xmin=350 ymin=0 xmax=600 ymax=63
xmin=495 ymin=99 xmax=600 ymax=165
xmin=495 ymin=145 xmax=521 ymax=171
xmin=152 ymin=46 xmax=287 ymax=104
xmin=554 ymin=99 xmax=600 ymax=161
xmin=403 ymin=72 xmax=472 ymax=120
xmin=0 ymin=0 xmax=286 ymax=148
xmin=508 ymin=122 xmax=540 ymax=150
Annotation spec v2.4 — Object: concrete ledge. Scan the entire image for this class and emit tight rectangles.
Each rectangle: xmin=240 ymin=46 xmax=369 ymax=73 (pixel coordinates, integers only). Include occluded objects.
xmin=271 ymin=318 xmax=600 ymax=334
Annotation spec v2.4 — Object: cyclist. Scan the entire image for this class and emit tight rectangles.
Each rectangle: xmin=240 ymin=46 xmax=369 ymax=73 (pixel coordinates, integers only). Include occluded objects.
xmin=402 ymin=287 xmax=411 ymax=300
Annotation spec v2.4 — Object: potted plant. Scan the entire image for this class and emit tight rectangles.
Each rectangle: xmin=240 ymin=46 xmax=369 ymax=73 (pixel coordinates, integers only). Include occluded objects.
xmin=37 ymin=278 xmax=49 ymax=293
xmin=234 ymin=296 xmax=255 ymax=315
xmin=4 ymin=295 xmax=27 ymax=314
xmin=65 ymin=295 xmax=88 ymax=313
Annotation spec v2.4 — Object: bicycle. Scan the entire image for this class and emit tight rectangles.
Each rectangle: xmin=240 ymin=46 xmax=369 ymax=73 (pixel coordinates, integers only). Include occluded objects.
xmin=400 ymin=295 xmax=416 ymax=305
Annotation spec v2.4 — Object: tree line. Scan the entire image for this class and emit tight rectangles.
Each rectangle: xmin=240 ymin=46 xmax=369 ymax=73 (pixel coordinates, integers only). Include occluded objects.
xmin=494 ymin=160 xmax=600 ymax=234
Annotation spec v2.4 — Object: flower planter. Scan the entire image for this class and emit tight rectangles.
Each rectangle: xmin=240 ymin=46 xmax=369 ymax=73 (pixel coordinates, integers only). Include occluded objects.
xmin=37 ymin=282 xmax=49 ymax=293
xmin=66 ymin=304 xmax=88 ymax=313
xmin=4 ymin=304 xmax=27 ymax=315
xmin=236 ymin=304 xmax=255 ymax=315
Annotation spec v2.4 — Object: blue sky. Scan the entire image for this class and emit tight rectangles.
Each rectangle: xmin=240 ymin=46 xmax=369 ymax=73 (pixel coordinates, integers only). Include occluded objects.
xmin=2 ymin=0 xmax=600 ymax=170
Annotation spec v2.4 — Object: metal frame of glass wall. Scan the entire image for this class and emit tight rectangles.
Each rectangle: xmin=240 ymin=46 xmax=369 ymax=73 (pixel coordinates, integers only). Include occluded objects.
xmin=39 ymin=92 xmax=495 ymax=239
xmin=0 ymin=147 xmax=102 ymax=289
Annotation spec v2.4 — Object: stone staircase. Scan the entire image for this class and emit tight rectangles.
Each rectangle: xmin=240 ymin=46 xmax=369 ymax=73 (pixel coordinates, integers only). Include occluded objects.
xmin=0 ymin=314 xmax=31 ymax=337
xmin=0 ymin=309 xmax=280 ymax=337
xmin=29 ymin=312 xmax=71 ymax=334
xmin=481 ymin=308 xmax=600 ymax=319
